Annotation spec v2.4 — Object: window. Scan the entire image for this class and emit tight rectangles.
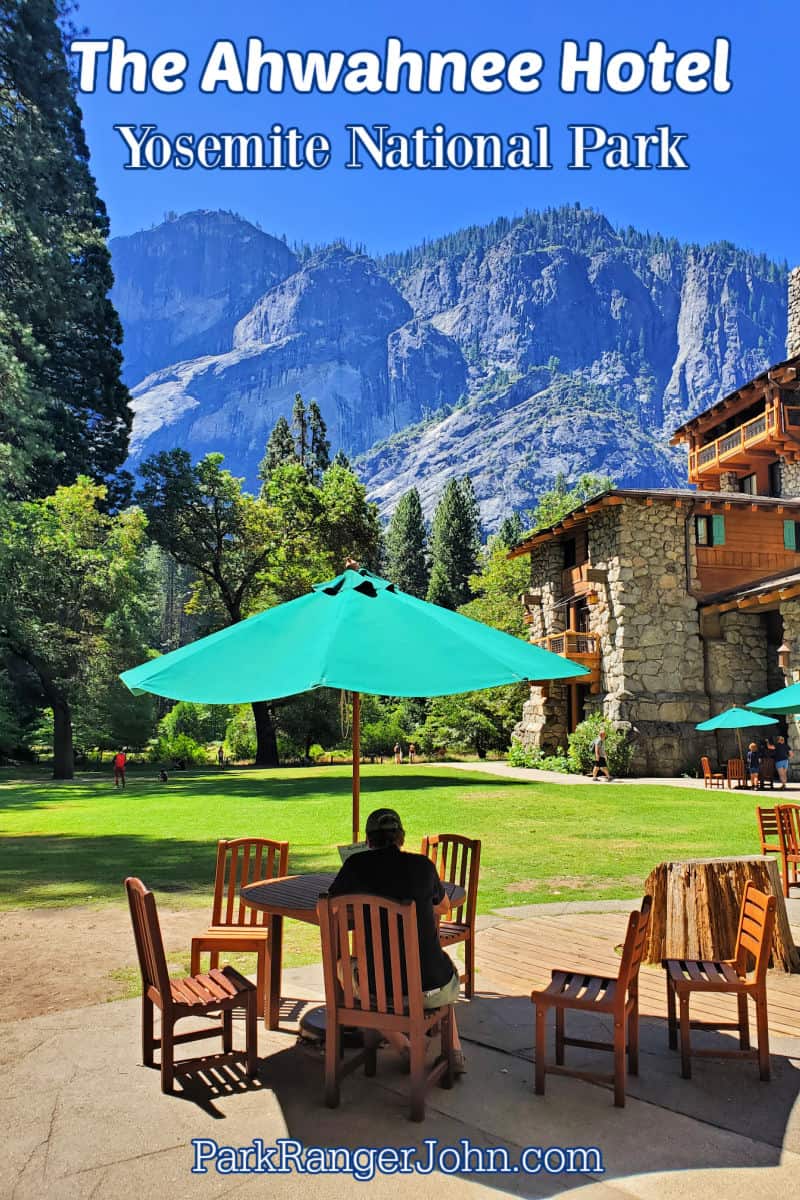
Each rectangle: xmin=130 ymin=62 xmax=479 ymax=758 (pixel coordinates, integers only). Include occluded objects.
xmin=769 ymin=461 xmax=782 ymax=497
xmin=784 ymin=521 xmax=800 ymax=552
xmin=741 ymin=473 xmax=758 ymax=496
xmin=562 ymin=538 xmax=577 ymax=569
xmin=695 ymin=514 xmax=726 ymax=547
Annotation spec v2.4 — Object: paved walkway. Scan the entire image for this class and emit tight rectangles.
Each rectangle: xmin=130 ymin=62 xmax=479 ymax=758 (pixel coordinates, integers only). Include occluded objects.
xmin=6 ymin=905 xmax=800 ymax=1199
xmin=431 ymin=761 xmax=800 ymax=791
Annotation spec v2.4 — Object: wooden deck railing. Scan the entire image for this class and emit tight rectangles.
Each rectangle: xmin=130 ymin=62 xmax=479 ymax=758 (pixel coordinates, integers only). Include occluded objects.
xmin=691 ymin=402 xmax=800 ymax=478
xmin=533 ymin=631 xmax=600 ymax=658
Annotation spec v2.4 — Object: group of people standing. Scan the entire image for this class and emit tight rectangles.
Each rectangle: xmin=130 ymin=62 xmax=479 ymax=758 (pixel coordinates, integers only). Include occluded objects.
xmin=745 ymin=734 xmax=793 ymax=789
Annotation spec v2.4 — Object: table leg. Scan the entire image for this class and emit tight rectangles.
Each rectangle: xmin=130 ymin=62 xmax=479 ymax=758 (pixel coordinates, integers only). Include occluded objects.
xmin=267 ymin=914 xmax=284 ymax=1030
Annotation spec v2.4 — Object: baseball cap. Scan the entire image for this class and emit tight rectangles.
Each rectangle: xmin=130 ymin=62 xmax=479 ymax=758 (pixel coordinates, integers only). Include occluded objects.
xmin=365 ymin=808 xmax=404 ymax=835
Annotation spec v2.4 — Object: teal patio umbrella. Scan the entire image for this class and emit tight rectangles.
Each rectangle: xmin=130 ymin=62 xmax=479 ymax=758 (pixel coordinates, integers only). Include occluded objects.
xmin=696 ymin=706 xmax=778 ymax=763
xmin=122 ymin=567 xmax=588 ymax=839
xmin=748 ymin=681 xmax=800 ymax=716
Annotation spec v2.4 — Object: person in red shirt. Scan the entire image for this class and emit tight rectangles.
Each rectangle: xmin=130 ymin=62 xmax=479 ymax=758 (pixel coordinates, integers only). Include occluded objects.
xmin=113 ymin=749 xmax=127 ymax=789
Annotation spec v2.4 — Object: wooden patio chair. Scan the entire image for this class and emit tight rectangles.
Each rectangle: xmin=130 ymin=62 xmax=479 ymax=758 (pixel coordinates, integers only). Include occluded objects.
xmin=727 ymin=759 xmax=746 ymax=789
xmin=760 ymin=757 xmax=777 ymax=789
xmin=756 ymin=806 xmax=780 ymax=857
xmin=776 ymin=804 xmax=800 ymax=898
xmin=701 ymin=756 xmax=725 ymax=788
xmin=125 ymin=877 xmax=257 ymax=1093
xmin=420 ymin=834 xmax=481 ymax=998
xmin=663 ymin=881 xmax=776 ymax=1081
xmin=317 ymin=891 xmax=454 ymax=1122
xmin=190 ymin=838 xmax=289 ymax=1026
xmin=530 ymin=896 xmax=652 ymax=1107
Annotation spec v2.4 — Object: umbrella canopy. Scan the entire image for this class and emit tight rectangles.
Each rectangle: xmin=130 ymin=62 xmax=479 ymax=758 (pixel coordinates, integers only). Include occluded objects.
xmin=696 ymin=706 xmax=778 ymax=764
xmin=695 ymin=708 xmax=779 ymax=732
xmin=748 ymin=681 xmax=800 ymax=715
xmin=122 ymin=568 xmax=588 ymax=837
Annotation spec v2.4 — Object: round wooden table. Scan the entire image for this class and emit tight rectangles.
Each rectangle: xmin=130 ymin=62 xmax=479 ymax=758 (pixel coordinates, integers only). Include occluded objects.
xmin=241 ymin=872 xmax=466 ymax=1028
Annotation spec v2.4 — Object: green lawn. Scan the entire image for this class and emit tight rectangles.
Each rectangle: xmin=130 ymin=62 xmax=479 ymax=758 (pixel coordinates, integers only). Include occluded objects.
xmin=0 ymin=764 xmax=761 ymax=913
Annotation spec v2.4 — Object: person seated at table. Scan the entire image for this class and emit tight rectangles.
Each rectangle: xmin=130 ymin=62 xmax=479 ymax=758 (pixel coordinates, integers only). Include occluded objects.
xmin=746 ymin=742 xmax=761 ymax=790
xmin=328 ymin=807 xmax=466 ymax=1075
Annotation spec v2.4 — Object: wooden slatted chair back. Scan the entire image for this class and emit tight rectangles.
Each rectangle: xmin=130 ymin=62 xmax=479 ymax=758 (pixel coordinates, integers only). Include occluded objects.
xmin=733 ymin=882 xmax=776 ymax=981
xmin=614 ymin=895 xmax=653 ymax=1012
xmin=420 ymin=834 xmax=481 ymax=926
xmin=211 ymin=838 xmax=289 ymax=928
xmin=757 ymin=806 xmax=780 ymax=854
xmin=727 ymin=758 xmax=745 ymax=786
xmin=318 ymin=892 xmax=425 ymax=1022
xmin=125 ymin=876 xmax=171 ymax=1005
xmin=777 ymin=805 xmax=800 ymax=856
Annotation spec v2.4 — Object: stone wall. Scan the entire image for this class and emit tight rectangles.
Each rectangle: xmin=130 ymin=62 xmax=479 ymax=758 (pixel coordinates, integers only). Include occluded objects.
xmin=515 ymin=502 xmax=715 ymax=774
xmin=778 ymin=599 xmax=800 ymax=756
xmin=514 ymin=539 xmax=569 ymax=752
xmin=779 ymin=459 xmax=800 ymax=499
xmin=788 ymin=266 xmax=800 ymax=358
xmin=718 ymin=471 xmax=740 ymax=493
xmin=704 ymin=611 xmax=770 ymax=761
xmin=601 ymin=503 xmax=711 ymax=775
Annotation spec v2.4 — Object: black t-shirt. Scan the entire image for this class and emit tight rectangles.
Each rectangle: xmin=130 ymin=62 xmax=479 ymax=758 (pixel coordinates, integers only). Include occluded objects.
xmin=328 ymin=845 xmax=454 ymax=992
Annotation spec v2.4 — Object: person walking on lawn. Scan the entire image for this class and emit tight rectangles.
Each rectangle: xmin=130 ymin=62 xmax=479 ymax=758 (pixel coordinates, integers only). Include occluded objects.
xmin=113 ymin=748 xmax=127 ymax=789
xmin=591 ymin=729 xmax=612 ymax=781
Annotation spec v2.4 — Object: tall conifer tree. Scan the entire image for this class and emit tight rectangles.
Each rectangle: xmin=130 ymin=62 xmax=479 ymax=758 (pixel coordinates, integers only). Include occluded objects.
xmin=385 ymin=488 xmax=429 ymax=597
xmin=426 ymin=477 xmax=482 ymax=609
xmin=0 ymin=0 xmax=131 ymax=498
xmin=257 ymin=415 xmax=296 ymax=488
xmin=308 ymin=399 xmax=330 ymax=482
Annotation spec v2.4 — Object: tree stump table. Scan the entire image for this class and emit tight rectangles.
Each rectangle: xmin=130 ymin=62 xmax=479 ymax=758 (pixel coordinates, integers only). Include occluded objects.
xmin=642 ymin=855 xmax=799 ymax=972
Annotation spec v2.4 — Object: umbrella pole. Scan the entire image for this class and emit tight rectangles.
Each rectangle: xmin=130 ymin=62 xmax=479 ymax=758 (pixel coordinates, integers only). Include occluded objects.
xmin=352 ymin=691 xmax=360 ymax=844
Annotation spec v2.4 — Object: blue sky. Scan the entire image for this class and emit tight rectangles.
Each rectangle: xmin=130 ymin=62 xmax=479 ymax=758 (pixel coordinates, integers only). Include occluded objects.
xmin=73 ymin=0 xmax=799 ymax=262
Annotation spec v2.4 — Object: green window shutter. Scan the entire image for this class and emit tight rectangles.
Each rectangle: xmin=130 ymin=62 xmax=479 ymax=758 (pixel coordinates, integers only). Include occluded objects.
xmin=785 ymin=520 xmax=797 ymax=551
xmin=711 ymin=514 xmax=726 ymax=546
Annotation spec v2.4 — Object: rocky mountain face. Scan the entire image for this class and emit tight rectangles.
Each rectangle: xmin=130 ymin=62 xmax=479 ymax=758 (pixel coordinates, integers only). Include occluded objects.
xmin=112 ymin=207 xmax=787 ymax=529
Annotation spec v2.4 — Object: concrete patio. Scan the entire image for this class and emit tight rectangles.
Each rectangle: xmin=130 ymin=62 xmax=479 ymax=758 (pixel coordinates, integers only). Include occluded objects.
xmin=5 ymin=902 xmax=800 ymax=1200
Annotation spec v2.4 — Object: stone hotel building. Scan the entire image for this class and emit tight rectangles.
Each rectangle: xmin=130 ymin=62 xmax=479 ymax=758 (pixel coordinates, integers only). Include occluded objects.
xmin=511 ymin=268 xmax=800 ymax=776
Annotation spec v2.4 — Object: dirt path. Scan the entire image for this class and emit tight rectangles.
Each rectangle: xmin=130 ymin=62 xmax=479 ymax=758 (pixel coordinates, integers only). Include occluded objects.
xmin=0 ymin=905 xmax=210 ymax=1020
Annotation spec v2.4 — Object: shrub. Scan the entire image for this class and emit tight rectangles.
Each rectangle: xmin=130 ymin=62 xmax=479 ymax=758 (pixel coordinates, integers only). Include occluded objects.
xmin=224 ymin=708 xmax=257 ymax=761
xmin=507 ymin=740 xmax=573 ymax=773
xmin=150 ymin=732 xmax=208 ymax=767
xmin=568 ymin=713 xmax=633 ymax=777
xmin=507 ymin=739 xmax=539 ymax=768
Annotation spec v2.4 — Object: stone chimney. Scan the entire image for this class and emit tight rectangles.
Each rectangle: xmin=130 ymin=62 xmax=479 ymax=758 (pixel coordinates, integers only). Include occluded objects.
xmin=788 ymin=266 xmax=800 ymax=358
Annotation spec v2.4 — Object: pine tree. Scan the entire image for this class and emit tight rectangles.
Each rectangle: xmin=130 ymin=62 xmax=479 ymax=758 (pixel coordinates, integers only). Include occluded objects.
xmin=385 ymin=489 xmax=429 ymax=597
xmin=332 ymin=449 xmax=351 ymax=470
xmin=257 ymin=415 xmax=296 ymax=489
xmin=426 ymin=477 xmax=482 ymax=609
xmin=496 ymin=511 xmax=523 ymax=549
xmin=0 ymin=0 xmax=131 ymax=499
xmin=307 ymin=400 xmax=330 ymax=482
xmin=291 ymin=394 xmax=308 ymax=470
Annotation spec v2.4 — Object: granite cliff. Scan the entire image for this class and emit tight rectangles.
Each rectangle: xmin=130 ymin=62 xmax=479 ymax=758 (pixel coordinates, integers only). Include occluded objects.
xmin=112 ymin=206 xmax=787 ymax=529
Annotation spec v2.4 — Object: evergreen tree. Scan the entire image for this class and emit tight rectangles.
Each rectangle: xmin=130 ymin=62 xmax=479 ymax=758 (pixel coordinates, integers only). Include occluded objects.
xmin=0 ymin=0 xmax=131 ymax=499
xmin=307 ymin=400 xmax=331 ymax=482
xmin=384 ymin=489 xmax=429 ymax=597
xmin=496 ymin=511 xmax=523 ymax=549
xmin=426 ymin=477 xmax=482 ymax=609
xmin=291 ymin=393 xmax=308 ymax=470
xmin=332 ymin=449 xmax=351 ymax=471
xmin=257 ymin=415 xmax=296 ymax=488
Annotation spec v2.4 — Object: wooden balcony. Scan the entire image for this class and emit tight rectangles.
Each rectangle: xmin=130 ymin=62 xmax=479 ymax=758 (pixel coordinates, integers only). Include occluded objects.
xmin=561 ymin=562 xmax=593 ymax=597
xmin=533 ymin=631 xmax=601 ymax=692
xmin=688 ymin=403 xmax=800 ymax=481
